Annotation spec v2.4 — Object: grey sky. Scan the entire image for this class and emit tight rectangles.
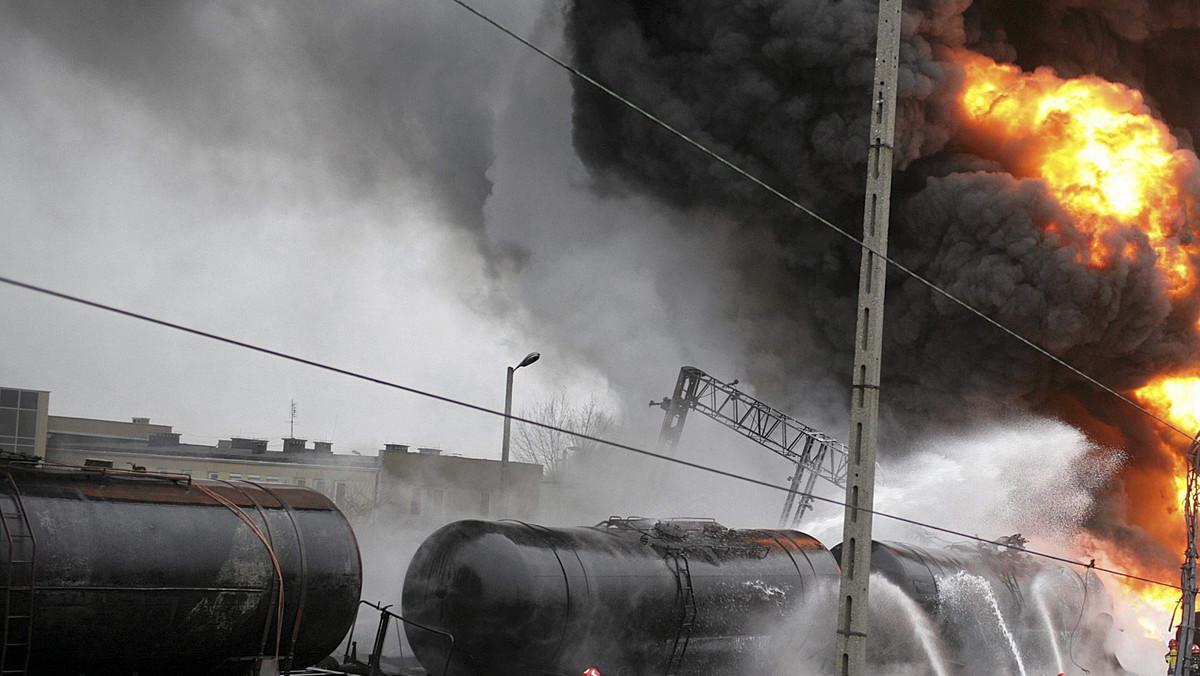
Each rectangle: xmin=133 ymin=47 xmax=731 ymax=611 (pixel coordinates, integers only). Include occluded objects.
xmin=0 ymin=2 xmax=580 ymax=454
xmin=0 ymin=1 xmax=810 ymax=476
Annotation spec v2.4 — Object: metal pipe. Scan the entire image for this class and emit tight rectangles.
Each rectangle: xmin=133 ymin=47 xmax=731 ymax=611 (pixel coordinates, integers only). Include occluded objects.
xmin=499 ymin=365 xmax=515 ymax=517
xmin=499 ymin=352 xmax=539 ymax=518
xmin=359 ymin=599 xmax=456 ymax=676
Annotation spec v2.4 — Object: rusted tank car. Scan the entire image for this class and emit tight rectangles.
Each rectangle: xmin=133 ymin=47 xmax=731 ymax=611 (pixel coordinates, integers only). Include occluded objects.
xmin=0 ymin=460 xmax=361 ymax=675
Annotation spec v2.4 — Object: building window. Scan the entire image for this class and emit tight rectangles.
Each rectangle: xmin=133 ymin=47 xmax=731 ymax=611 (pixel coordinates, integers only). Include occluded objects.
xmin=16 ymin=410 xmax=35 ymax=438
xmin=295 ymin=478 xmax=306 ymax=486
xmin=265 ymin=476 xmax=279 ymax=483
xmin=314 ymin=479 xmax=326 ymax=493
xmin=410 ymin=491 xmax=420 ymax=516
xmin=479 ymin=491 xmax=491 ymax=517
xmin=229 ymin=473 xmax=242 ymax=480
xmin=334 ymin=481 xmax=347 ymax=505
xmin=0 ymin=389 xmax=43 ymax=458
xmin=155 ymin=468 xmax=169 ymax=473
xmin=0 ymin=410 xmax=16 ymax=439
xmin=207 ymin=472 xmax=219 ymax=480
xmin=247 ymin=474 xmax=261 ymax=481
xmin=0 ymin=411 xmax=17 ymax=439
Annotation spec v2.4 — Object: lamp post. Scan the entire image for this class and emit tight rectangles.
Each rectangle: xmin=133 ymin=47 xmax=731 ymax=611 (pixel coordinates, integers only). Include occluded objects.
xmin=500 ymin=351 xmax=540 ymax=517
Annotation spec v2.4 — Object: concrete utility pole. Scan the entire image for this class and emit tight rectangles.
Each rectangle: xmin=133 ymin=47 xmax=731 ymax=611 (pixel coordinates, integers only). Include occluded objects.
xmin=835 ymin=1 xmax=904 ymax=675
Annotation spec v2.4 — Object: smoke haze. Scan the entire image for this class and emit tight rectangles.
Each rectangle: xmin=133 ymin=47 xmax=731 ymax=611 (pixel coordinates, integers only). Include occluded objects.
xmin=561 ymin=0 xmax=1200 ymax=577
xmin=2 ymin=2 xmax=1197 ymax=669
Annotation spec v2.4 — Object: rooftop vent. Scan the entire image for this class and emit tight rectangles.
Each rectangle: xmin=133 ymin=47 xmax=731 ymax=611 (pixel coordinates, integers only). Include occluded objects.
xmin=148 ymin=431 xmax=181 ymax=446
xmin=230 ymin=437 xmax=268 ymax=454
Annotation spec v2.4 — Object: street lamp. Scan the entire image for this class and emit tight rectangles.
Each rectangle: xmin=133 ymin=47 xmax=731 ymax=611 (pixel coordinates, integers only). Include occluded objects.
xmin=499 ymin=351 xmax=539 ymax=517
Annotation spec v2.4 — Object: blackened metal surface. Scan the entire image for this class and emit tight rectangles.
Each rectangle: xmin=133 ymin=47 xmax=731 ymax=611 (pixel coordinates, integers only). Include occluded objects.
xmin=401 ymin=518 xmax=839 ymax=676
xmin=832 ymin=539 xmax=1105 ymax=624
xmin=0 ymin=464 xmax=362 ymax=675
xmin=836 ymin=541 xmax=980 ymax=611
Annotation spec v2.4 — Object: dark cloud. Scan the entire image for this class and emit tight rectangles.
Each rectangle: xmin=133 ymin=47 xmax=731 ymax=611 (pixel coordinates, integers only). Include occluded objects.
xmin=0 ymin=1 xmax=561 ymax=460
xmin=2 ymin=0 xmax=503 ymax=236
xmin=967 ymin=0 xmax=1200 ymax=142
xmin=561 ymin=0 xmax=1200 ymax=559
xmin=564 ymin=0 xmax=1200 ymax=432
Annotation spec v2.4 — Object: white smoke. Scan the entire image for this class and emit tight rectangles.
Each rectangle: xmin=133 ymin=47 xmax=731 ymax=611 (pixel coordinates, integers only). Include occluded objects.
xmin=790 ymin=418 xmax=1172 ymax=674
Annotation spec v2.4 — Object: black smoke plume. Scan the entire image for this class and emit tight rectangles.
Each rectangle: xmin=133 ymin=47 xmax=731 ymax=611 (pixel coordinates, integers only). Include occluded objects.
xmin=565 ymin=0 xmax=1200 ymax=562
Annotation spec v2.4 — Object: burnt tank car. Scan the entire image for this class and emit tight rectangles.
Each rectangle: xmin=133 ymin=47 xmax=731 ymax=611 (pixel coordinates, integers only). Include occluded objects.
xmin=833 ymin=539 xmax=1112 ymax=670
xmin=0 ymin=461 xmax=362 ymax=675
xmin=404 ymin=521 xmax=1116 ymax=676
xmin=401 ymin=518 xmax=840 ymax=676
xmin=834 ymin=539 xmax=1108 ymax=617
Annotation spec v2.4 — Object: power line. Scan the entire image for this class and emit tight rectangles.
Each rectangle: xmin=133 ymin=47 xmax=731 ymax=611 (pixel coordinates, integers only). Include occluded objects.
xmin=0 ymin=273 xmax=1179 ymax=591
xmin=447 ymin=0 xmax=1197 ymax=448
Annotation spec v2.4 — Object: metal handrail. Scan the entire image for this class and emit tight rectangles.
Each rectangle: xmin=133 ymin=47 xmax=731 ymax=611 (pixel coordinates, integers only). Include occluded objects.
xmin=0 ymin=470 xmax=35 ymax=675
xmin=344 ymin=600 xmax=455 ymax=676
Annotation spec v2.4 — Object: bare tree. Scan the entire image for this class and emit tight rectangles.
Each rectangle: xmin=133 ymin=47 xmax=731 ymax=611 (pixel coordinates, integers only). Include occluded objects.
xmin=512 ymin=396 xmax=615 ymax=480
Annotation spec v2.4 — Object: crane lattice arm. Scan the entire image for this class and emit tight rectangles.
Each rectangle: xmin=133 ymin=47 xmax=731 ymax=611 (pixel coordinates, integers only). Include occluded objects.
xmin=651 ymin=366 xmax=849 ymax=527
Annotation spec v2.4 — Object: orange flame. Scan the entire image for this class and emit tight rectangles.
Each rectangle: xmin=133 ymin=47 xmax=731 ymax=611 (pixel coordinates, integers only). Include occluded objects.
xmin=1137 ymin=376 xmax=1200 ymax=434
xmin=1116 ymin=577 xmax=1179 ymax=640
xmin=955 ymin=49 xmax=1200 ymax=645
xmin=1126 ymin=376 xmax=1200 ymax=630
xmin=957 ymin=52 xmax=1199 ymax=295
xmin=1132 ymin=376 xmax=1195 ymax=554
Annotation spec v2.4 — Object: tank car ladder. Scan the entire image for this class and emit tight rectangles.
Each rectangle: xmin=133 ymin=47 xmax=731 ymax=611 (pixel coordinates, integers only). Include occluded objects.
xmin=665 ymin=552 xmax=696 ymax=676
xmin=0 ymin=472 xmax=34 ymax=676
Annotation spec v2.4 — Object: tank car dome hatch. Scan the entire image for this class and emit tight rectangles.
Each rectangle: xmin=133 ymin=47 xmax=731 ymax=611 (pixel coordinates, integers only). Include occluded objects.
xmin=0 ymin=461 xmax=362 ymax=675
xmin=401 ymin=518 xmax=839 ymax=676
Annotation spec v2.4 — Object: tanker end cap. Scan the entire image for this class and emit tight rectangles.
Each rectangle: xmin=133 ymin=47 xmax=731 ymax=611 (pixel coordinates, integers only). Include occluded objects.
xmin=402 ymin=520 xmax=570 ymax=672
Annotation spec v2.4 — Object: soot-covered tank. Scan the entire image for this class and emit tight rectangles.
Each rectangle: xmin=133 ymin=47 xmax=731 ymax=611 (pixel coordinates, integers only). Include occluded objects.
xmin=832 ymin=539 xmax=1113 ymax=671
xmin=0 ymin=459 xmax=362 ymax=675
xmin=834 ymin=539 xmax=1108 ymax=616
xmin=401 ymin=518 xmax=840 ymax=676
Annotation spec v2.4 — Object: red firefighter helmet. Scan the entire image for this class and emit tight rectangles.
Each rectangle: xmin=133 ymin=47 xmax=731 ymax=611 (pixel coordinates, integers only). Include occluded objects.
xmin=1171 ymin=638 xmax=1179 ymax=648
xmin=1192 ymin=643 xmax=1199 ymax=654
xmin=582 ymin=669 xmax=602 ymax=676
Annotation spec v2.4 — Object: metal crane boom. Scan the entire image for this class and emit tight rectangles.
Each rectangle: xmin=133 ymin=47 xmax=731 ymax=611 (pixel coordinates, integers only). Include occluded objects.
xmin=651 ymin=366 xmax=849 ymax=527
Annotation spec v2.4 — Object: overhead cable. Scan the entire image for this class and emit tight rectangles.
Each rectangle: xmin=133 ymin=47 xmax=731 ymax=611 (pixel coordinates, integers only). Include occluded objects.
xmin=0 ymin=273 xmax=1179 ymax=591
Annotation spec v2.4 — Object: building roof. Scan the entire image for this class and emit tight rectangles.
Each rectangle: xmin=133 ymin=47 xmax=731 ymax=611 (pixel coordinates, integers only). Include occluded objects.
xmin=48 ymin=434 xmax=381 ymax=469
